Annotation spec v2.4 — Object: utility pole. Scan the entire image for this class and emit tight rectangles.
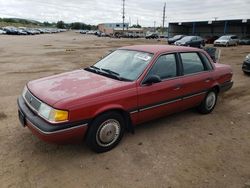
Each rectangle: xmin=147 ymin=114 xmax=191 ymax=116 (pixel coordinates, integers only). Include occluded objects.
xmin=122 ymin=0 xmax=125 ymax=32
xmin=162 ymin=2 xmax=166 ymax=34
xmin=154 ymin=21 xmax=156 ymax=32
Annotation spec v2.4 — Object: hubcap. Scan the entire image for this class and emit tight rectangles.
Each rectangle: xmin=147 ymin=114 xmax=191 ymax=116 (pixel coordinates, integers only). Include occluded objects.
xmin=206 ymin=92 xmax=216 ymax=110
xmin=96 ymin=119 xmax=120 ymax=147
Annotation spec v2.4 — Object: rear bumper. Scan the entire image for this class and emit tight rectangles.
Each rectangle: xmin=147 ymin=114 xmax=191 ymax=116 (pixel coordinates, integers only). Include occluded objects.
xmin=17 ymin=96 xmax=89 ymax=144
xmin=219 ymin=81 xmax=233 ymax=92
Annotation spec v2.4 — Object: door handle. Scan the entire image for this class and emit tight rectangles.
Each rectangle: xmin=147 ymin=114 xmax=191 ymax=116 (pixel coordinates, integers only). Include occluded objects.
xmin=173 ymin=85 xmax=181 ymax=91
xmin=204 ymin=78 xmax=212 ymax=83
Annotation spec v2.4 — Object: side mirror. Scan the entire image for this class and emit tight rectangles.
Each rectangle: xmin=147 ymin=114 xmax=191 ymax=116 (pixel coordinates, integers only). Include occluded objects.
xmin=143 ymin=75 xmax=161 ymax=85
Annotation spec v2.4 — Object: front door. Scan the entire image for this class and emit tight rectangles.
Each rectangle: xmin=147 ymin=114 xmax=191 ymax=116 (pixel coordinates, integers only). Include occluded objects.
xmin=136 ymin=53 xmax=183 ymax=124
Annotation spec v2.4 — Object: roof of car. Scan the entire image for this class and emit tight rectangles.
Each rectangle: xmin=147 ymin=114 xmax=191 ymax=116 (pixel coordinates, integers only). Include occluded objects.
xmin=119 ymin=45 xmax=201 ymax=54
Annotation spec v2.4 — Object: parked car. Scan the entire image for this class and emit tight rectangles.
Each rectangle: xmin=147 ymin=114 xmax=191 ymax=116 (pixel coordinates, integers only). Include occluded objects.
xmin=242 ymin=54 xmax=250 ymax=74
xmin=239 ymin=36 xmax=250 ymax=45
xmin=175 ymin=36 xmax=205 ymax=48
xmin=145 ymin=33 xmax=159 ymax=39
xmin=204 ymin=36 xmax=219 ymax=44
xmin=18 ymin=45 xmax=233 ymax=153
xmin=168 ymin=35 xmax=185 ymax=44
xmin=214 ymin=35 xmax=239 ymax=47
xmin=0 ymin=29 xmax=6 ymax=34
xmin=3 ymin=27 xmax=19 ymax=35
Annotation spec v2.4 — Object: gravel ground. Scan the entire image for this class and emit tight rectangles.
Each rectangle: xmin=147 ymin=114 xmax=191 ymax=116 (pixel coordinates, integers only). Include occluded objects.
xmin=0 ymin=31 xmax=250 ymax=188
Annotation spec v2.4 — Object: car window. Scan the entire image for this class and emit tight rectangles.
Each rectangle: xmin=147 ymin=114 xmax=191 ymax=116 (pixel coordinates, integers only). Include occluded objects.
xmin=148 ymin=54 xmax=177 ymax=80
xmin=180 ymin=52 xmax=205 ymax=75
xmin=199 ymin=52 xmax=213 ymax=70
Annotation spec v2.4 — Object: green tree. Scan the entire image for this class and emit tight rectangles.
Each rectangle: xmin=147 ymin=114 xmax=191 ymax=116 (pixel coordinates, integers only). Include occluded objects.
xmin=56 ymin=21 xmax=65 ymax=29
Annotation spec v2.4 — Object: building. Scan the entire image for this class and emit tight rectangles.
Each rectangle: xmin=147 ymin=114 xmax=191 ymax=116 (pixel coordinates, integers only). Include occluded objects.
xmin=113 ymin=27 xmax=144 ymax=37
xmin=98 ymin=23 xmax=129 ymax=35
xmin=168 ymin=19 xmax=250 ymax=38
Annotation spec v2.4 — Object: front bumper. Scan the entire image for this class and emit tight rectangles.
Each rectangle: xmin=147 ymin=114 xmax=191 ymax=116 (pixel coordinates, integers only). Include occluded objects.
xmin=214 ymin=43 xmax=227 ymax=46
xmin=17 ymin=96 xmax=89 ymax=144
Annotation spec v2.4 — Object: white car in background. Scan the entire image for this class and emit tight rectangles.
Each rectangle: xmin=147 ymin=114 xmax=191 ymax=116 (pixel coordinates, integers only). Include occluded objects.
xmin=0 ymin=29 xmax=6 ymax=34
xmin=214 ymin=35 xmax=239 ymax=47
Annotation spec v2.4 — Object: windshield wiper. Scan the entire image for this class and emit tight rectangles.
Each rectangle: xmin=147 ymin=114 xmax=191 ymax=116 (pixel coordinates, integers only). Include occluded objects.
xmin=100 ymin=68 xmax=120 ymax=76
xmin=90 ymin=65 xmax=100 ymax=70
xmin=85 ymin=66 xmax=130 ymax=81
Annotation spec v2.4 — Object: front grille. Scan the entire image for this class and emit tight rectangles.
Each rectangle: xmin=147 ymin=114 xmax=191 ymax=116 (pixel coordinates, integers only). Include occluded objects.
xmin=24 ymin=90 xmax=41 ymax=112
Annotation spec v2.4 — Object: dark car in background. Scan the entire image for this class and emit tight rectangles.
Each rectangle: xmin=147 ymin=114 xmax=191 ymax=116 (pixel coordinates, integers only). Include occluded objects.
xmin=168 ymin=35 xmax=186 ymax=44
xmin=145 ymin=33 xmax=159 ymax=39
xmin=174 ymin=36 xmax=205 ymax=48
xmin=239 ymin=36 xmax=250 ymax=45
xmin=242 ymin=54 xmax=250 ymax=74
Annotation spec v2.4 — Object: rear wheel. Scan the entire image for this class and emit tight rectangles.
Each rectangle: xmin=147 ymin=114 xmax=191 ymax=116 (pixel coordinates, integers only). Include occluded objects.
xmin=197 ymin=90 xmax=217 ymax=114
xmin=86 ymin=111 xmax=125 ymax=153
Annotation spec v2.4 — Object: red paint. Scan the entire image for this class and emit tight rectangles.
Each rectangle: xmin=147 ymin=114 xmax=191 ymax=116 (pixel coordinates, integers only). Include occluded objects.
xmin=22 ymin=45 xmax=233 ymax=143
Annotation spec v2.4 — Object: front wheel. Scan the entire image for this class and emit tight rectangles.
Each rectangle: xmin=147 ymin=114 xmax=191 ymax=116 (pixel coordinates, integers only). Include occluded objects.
xmin=86 ymin=112 xmax=125 ymax=153
xmin=197 ymin=90 xmax=217 ymax=114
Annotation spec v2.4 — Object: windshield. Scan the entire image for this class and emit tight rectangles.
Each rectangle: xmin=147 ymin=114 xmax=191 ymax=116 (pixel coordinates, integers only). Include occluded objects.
xmin=91 ymin=50 xmax=153 ymax=81
xmin=219 ymin=36 xmax=230 ymax=40
xmin=172 ymin=35 xmax=182 ymax=39
xmin=179 ymin=36 xmax=194 ymax=42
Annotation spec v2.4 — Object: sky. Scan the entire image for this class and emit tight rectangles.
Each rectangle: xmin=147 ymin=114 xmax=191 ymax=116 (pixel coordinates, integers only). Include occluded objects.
xmin=0 ymin=0 xmax=249 ymax=26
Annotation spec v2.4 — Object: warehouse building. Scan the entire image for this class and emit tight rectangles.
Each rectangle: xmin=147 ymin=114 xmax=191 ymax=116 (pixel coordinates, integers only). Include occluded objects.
xmin=168 ymin=19 xmax=250 ymax=38
xmin=98 ymin=23 xmax=129 ymax=35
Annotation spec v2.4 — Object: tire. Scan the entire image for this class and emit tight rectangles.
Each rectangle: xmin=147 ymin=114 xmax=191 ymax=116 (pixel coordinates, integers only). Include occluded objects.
xmin=197 ymin=90 xmax=218 ymax=114
xmin=86 ymin=111 xmax=125 ymax=153
xmin=225 ymin=43 xmax=229 ymax=47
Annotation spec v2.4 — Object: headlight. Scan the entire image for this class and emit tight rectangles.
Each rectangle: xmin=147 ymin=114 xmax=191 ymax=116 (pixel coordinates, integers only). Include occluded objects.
xmin=22 ymin=85 xmax=69 ymax=123
xmin=38 ymin=103 xmax=69 ymax=123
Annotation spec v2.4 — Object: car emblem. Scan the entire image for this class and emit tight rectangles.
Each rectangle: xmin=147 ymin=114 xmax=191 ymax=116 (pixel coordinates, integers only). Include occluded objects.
xmin=29 ymin=97 xmax=33 ymax=103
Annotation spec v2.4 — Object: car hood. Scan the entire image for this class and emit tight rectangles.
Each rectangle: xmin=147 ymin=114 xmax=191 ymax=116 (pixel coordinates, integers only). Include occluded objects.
xmin=27 ymin=69 xmax=133 ymax=107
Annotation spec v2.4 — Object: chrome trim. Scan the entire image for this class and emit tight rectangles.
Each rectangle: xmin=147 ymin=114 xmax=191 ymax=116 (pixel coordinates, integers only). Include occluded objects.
xmin=182 ymin=91 xmax=206 ymax=100
xmin=130 ymin=110 xmax=139 ymax=114
xmin=23 ymin=90 xmax=41 ymax=114
xmin=139 ymin=99 xmax=181 ymax=112
xmin=26 ymin=119 xmax=88 ymax=135
xmin=129 ymin=90 xmax=207 ymax=113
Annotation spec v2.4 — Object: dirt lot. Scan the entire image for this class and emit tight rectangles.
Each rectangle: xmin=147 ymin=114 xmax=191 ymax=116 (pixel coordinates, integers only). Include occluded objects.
xmin=0 ymin=31 xmax=250 ymax=188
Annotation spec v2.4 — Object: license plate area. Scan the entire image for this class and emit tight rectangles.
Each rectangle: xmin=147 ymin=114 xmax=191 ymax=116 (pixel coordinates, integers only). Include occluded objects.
xmin=18 ymin=109 xmax=26 ymax=127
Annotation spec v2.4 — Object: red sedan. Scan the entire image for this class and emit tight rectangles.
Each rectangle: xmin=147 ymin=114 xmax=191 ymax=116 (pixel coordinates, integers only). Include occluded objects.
xmin=18 ymin=45 xmax=233 ymax=152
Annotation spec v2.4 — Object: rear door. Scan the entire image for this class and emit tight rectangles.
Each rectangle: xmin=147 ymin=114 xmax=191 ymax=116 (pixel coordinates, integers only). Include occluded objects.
xmin=178 ymin=52 xmax=214 ymax=110
xmin=136 ymin=53 xmax=183 ymax=124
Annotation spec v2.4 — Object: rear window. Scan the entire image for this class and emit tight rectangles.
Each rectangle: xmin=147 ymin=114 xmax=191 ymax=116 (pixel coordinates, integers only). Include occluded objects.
xmin=180 ymin=53 xmax=205 ymax=75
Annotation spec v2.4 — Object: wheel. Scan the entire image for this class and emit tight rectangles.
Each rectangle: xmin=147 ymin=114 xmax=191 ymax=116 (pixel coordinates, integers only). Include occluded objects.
xmin=225 ymin=43 xmax=229 ymax=47
xmin=86 ymin=111 xmax=125 ymax=153
xmin=197 ymin=90 xmax=217 ymax=114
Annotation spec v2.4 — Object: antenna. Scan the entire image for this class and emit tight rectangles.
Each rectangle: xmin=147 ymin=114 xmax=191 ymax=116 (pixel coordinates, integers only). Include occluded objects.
xmin=122 ymin=0 xmax=125 ymax=32
xmin=162 ymin=2 xmax=166 ymax=34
